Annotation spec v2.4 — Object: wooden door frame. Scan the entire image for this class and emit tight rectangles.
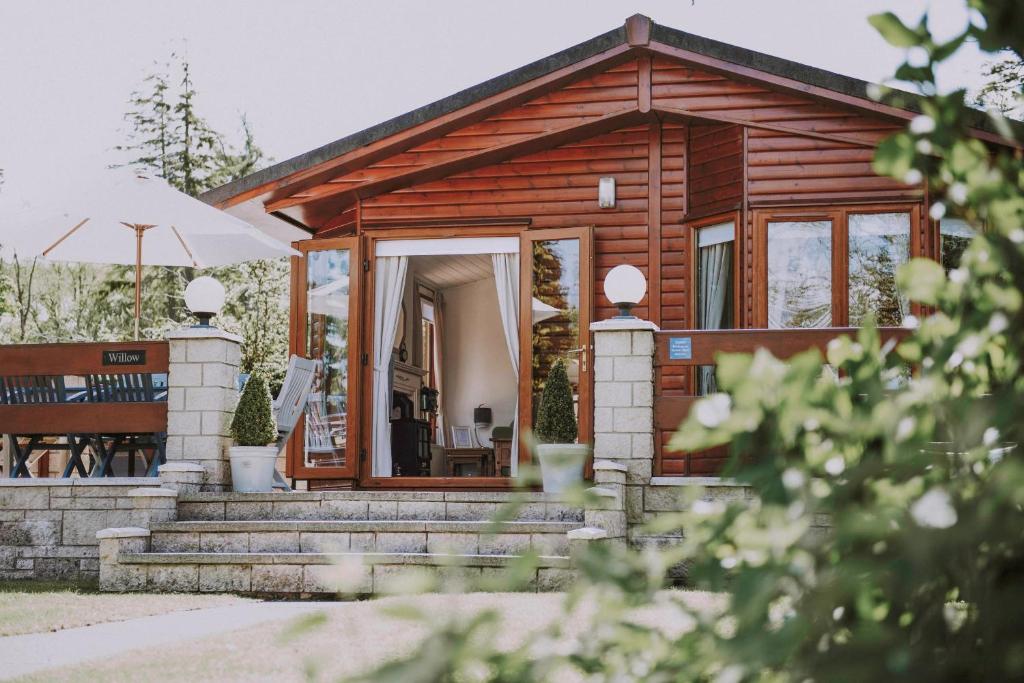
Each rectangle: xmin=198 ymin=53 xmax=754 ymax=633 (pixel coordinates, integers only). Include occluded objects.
xmin=287 ymin=235 xmax=362 ymax=481
xmin=518 ymin=226 xmax=595 ymax=467
xmin=357 ymin=225 xmax=531 ymax=489
xmin=751 ymin=202 xmax=924 ymax=327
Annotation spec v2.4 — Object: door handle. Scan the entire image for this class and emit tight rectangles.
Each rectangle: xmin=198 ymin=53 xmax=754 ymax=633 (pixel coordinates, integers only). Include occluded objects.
xmin=566 ymin=346 xmax=588 ymax=372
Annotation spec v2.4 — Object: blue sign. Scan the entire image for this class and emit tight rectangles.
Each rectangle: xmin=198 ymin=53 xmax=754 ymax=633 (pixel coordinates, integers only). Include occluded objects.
xmin=668 ymin=337 xmax=692 ymax=360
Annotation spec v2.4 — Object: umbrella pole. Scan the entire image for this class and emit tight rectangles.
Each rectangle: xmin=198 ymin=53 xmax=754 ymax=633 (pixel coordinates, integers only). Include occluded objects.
xmin=134 ymin=226 xmax=143 ymax=341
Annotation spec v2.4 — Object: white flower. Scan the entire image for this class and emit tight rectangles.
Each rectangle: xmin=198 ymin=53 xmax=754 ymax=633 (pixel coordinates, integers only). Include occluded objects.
xmin=949 ymin=182 xmax=968 ymax=205
xmin=911 ymin=488 xmax=957 ymax=529
xmin=949 ymin=268 xmax=968 ymax=284
xmin=983 ymin=427 xmax=999 ymax=447
xmin=903 ymin=169 xmax=924 ymax=185
xmin=782 ymin=468 xmax=806 ymax=490
xmin=832 ymin=606 xmax=846 ymax=621
xmin=695 ymin=393 xmax=732 ymax=428
xmin=824 ymin=456 xmax=845 ymax=476
xmin=946 ymin=351 xmax=964 ymax=369
xmin=692 ymin=499 xmax=725 ymax=516
xmin=867 ymin=83 xmax=884 ymax=100
xmin=896 ymin=416 xmax=916 ymax=442
xmin=955 ymin=335 xmax=982 ymax=358
xmin=988 ymin=312 xmax=1008 ymax=334
xmin=720 ymin=556 xmax=738 ymax=569
xmin=1010 ymin=229 xmax=1024 ymax=244
xmin=910 ymin=115 xmax=936 ymax=135
xmin=915 ymin=139 xmax=933 ymax=155
xmin=903 ymin=315 xmax=919 ymax=329
xmin=803 ymin=417 xmax=820 ymax=431
xmin=929 ymin=202 xmax=947 ymax=220
xmin=716 ymin=665 xmax=745 ymax=683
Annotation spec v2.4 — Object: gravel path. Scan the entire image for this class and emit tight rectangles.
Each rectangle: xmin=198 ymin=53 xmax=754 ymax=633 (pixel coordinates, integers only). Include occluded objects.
xmin=0 ymin=602 xmax=326 ymax=680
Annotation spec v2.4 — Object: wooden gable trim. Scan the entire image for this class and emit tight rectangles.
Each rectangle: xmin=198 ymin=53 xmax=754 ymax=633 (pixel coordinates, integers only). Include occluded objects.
xmin=646 ymin=40 xmax=1018 ymax=150
xmin=243 ymin=45 xmax=637 ymax=212
xmin=266 ymin=108 xmax=647 ymax=214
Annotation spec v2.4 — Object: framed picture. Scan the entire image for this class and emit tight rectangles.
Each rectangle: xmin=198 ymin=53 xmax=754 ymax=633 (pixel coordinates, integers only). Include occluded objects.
xmin=450 ymin=426 xmax=474 ymax=449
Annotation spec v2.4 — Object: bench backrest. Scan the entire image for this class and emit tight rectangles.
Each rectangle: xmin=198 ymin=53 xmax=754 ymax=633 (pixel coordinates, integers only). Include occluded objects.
xmin=274 ymin=355 xmax=320 ymax=447
xmin=0 ymin=376 xmax=67 ymax=404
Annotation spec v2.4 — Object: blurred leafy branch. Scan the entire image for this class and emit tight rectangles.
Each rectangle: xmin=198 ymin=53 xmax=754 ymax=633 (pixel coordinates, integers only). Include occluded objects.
xmin=338 ymin=1 xmax=1024 ymax=681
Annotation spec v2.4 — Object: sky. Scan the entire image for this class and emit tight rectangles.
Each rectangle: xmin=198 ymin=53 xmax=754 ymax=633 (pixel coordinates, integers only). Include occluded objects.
xmin=0 ymin=0 xmax=996 ymax=194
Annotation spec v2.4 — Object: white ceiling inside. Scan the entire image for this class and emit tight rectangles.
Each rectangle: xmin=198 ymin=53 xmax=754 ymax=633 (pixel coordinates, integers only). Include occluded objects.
xmin=410 ymin=253 xmax=494 ymax=290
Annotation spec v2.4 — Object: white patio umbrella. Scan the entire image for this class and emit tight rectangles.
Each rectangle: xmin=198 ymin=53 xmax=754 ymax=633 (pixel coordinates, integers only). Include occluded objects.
xmin=0 ymin=169 xmax=300 ymax=339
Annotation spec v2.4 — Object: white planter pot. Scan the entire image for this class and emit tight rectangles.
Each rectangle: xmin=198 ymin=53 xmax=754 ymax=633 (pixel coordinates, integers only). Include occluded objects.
xmin=536 ymin=443 xmax=590 ymax=494
xmin=229 ymin=446 xmax=279 ymax=493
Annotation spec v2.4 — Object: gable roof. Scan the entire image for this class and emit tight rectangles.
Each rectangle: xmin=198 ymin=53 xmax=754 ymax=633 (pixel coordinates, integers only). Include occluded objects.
xmin=202 ymin=14 xmax=1019 ymax=238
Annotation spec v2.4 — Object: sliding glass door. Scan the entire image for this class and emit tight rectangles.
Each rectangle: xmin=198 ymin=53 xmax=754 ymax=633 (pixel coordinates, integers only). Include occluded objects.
xmin=519 ymin=227 xmax=594 ymax=465
xmin=290 ymin=237 xmax=361 ymax=480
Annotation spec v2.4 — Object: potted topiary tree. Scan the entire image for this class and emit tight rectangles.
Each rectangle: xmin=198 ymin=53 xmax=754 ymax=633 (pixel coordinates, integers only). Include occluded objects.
xmin=228 ymin=374 xmax=279 ymax=492
xmin=534 ymin=358 xmax=589 ymax=492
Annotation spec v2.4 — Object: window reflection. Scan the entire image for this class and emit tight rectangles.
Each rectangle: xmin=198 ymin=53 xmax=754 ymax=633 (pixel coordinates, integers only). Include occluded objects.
xmin=848 ymin=212 xmax=910 ymax=326
xmin=940 ymin=218 xmax=974 ymax=273
xmin=531 ymin=239 xmax=581 ymax=429
xmin=695 ymin=222 xmax=734 ymax=395
xmin=305 ymin=249 xmax=350 ymax=468
xmin=767 ymin=220 xmax=832 ymax=328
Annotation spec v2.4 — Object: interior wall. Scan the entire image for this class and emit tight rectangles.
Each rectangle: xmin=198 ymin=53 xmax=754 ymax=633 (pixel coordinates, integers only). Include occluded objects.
xmin=440 ymin=276 xmax=517 ymax=448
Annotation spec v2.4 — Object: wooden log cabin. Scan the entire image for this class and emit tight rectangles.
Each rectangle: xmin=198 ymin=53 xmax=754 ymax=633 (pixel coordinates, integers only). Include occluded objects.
xmin=202 ymin=15 xmax=1011 ymax=488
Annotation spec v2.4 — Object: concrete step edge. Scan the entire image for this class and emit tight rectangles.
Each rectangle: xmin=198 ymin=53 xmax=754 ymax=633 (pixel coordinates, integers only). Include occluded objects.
xmin=119 ymin=551 xmax=572 ymax=568
xmin=151 ymin=520 xmax=582 ymax=534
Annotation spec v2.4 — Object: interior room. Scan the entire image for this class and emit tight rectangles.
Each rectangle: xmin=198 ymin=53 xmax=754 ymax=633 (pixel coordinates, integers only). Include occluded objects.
xmin=378 ymin=241 xmax=520 ymax=479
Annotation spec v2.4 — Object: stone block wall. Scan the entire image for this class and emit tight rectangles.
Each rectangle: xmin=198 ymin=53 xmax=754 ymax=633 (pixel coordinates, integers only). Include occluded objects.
xmin=0 ymin=479 xmax=171 ymax=583
xmin=165 ymin=328 xmax=241 ymax=491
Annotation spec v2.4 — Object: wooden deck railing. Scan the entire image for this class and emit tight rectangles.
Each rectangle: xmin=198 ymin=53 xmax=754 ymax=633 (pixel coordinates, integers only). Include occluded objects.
xmin=654 ymin=327 xmax=911 ymax=475
xmin=0 ymin=341 xmax=169 ymax=477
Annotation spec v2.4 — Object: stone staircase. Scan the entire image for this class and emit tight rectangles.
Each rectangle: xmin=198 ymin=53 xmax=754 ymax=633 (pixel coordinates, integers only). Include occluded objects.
xmin=99 ymin=491 xmax=585 ymax=596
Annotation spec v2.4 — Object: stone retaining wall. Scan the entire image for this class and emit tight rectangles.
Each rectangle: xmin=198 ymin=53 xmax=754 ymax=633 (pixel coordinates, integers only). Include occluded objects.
xmin=0 ymin=479 xmax=171 ymax=583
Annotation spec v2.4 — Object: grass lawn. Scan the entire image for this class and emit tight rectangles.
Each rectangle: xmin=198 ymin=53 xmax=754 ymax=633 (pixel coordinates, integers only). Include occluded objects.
xmin=12 ymin=590 xmax=720 ymax=682
xmin=0 ymin=582 xmax=250 ymax=637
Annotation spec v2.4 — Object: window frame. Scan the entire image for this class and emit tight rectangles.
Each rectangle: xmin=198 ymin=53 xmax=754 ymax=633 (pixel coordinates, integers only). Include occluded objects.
xmin=753 ymin=204 xmax=922 ymax=327
xmin=688 ymin=212 xmax=741 ymax=330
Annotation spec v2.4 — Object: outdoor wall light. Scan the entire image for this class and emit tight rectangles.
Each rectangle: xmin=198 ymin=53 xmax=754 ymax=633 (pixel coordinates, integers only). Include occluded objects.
xmin=604 ymin=264 xmax=646 ymax=318
xmin=184 ymin=276 xmax=226 ymax=327
xmin=598 ymin=176 xmax=616 ymax=208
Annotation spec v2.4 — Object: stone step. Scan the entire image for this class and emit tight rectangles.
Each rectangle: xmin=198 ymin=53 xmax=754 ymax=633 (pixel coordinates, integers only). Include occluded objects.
xmin=149 ymin=520 xmax=577 ymax=556
xmin=111 ymin=551 xmax=574 ymax=595
xmin=177 ymin=491 xmax=583 ymax=524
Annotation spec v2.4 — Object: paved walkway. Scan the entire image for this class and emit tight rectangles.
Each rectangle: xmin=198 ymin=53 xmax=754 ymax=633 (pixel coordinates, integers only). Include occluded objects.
xmin=0 ymin=602 xmax=327 ymax=680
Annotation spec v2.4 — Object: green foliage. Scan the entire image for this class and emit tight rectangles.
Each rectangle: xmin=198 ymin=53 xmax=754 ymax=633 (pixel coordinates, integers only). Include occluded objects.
xmin=341 ymin=2 xmax=1024 ymax=681
xmin=230 ymin=374 xmax=277 ymax=447
xmin=534 ymin=358 xmax=577 ymax=444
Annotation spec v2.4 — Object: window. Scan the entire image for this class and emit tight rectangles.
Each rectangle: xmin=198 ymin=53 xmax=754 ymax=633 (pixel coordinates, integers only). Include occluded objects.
xmin=848 ymin=212 xmax=910 ymax=326
xmin=757 ymin=206 xmax=917 ymax=328
xmin=767 ymin=219 xmax=833 ymax=328
xmin=694 ymin=220 xmax=735 ymax=394
xmin=940 ymin=218 xmax=974 ymax=273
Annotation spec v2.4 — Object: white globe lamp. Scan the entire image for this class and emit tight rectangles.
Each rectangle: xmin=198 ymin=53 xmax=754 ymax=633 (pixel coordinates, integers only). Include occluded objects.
xmin=184 ymin=276 xmax=226 ymax=327
xmin=603 ymin=264 xmax=646 ymax=318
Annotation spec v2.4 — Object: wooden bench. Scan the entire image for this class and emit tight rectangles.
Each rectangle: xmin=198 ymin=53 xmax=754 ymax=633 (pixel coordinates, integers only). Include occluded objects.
xmin=0 ymin=341 xmax=169 ymax=478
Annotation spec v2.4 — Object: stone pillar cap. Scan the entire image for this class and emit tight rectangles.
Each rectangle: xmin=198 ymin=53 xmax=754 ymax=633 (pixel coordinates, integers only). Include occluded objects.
xmin=592 ymin=459 xmax=628 ymax=472
xmin=567 ymin=526 xmax=609 ymax=541
xmin=590 ymin=318 xmax=660 ymax=332
xmin=96 ymin=527 xmax=151 ymax=540
xmin=127 ymin=487 xmax=178 ymax=497
xmin=158 ymin=462 xmax=206 ymax=473
xmin=165 ymin=327 xmax=242 ymax=343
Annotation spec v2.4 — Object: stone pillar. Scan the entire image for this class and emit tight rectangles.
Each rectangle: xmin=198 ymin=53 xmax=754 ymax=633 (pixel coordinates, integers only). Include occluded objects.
xmin=584 ymin=460 xmax=627 ymax=542
xmin=165 ymin=328 xmax=241 ymax=491
xmin=97 ymin=527 xmax=150 ymax=592
xmin=591 ymin=318 xmax=658 ymax=528
xmin=158 ymin=462 xmax=206 ymax=494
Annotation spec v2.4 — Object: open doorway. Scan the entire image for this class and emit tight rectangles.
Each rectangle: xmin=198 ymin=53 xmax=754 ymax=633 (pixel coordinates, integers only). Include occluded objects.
xmin=367 ymin=238 xmax=521 ymax=481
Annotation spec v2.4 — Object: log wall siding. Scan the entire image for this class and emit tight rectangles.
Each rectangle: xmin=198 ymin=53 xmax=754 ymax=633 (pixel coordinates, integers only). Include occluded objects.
xmin=687 ymin=122 xmax=743 ymax=217
xmin=298 ymin=51 xmax=934 ymax=478
xmin=360 ymin=124 xmax=653 ymax=322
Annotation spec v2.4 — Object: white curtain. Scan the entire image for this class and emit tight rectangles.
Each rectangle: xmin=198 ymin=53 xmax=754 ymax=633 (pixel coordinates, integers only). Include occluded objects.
xmin=432 ymin=291 xmax=446 ymax=446
xmin=698 ymin=243 xmax=731 ymax=394
xmin=491 ymin=253 xmax=520 ymax=477
xmin=371 ymin=256 xmax=408 ymax=477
